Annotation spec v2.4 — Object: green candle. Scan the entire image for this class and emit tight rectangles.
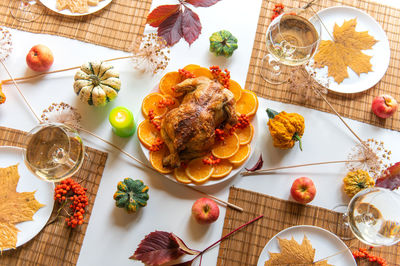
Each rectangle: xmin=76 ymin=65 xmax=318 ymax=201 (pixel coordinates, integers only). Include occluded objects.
xmin=109 ymin=106 xmax=136 ymax=137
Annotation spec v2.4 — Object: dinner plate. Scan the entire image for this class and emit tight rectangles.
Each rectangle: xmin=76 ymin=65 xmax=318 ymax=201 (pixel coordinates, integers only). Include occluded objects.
xmin=0 ymin=146 xmax=54 ymax=251
xmin=307 ymin=6 xmax=390 ymax=94
xmin=257 ymin=225 xmax=356 ymax=266
xmin=138 ymin=87 xmax=259 ymax=187
xmin=39 ymin=0 xmax=113 ymax=16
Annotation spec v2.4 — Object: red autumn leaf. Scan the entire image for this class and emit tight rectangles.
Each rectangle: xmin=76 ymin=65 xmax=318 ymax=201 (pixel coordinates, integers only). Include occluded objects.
xmin=376 ymin=162 xmax=400 ymax=190
xmin=130 ymin=231 xmax=199 ymax=266
xmin=158 ymin=10 xmax=184 ymax=46
xmin=182 ymin=7 xmax=202 ymax=45
xmin=245 ymin=154 xmax=263 ymax=171
xmin=185 ymin=0 xmax=221 ymax=7
xmin=147 ymin=5 xmax=181 ymax=27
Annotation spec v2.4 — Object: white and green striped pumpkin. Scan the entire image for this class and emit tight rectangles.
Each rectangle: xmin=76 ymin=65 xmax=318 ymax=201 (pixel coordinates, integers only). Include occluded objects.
xmin=74 ymin=61 xmax=121 ymax=106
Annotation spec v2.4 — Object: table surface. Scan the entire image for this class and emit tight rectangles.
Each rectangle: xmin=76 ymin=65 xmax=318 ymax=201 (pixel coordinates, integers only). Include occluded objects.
xmin=1 ymin=0 xmax=400 ymax=265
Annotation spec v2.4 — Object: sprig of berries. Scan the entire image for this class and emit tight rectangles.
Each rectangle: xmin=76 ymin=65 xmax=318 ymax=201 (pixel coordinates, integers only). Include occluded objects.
xmin=54 ymin=178 xmax=88 ymax=228
xmin=271 ymin=3 xmax=284 ymax=21
xmin=229 ymin=114 xmax=250 ymax=134
xmin=215 ymin=128 xmax=225 ymax=141
xmin=158 ymin=98 xmax=175 ymax=109
xmin=202 ymin=155 xmax=221 ymax=165
xmin=210 ymin=65 xmax=230 ymax=89
xmin=150 ymin=137 xmax=164 ymax=152
xmin=147 ymin=110 xmax=161 ymax=131
xmin=352 ymin=247 xmax=387 ymax=266
xmin=0 ymin=91 xmax=6 ymax=105
xmin=178 ymin=68 xmax=195 ymax=79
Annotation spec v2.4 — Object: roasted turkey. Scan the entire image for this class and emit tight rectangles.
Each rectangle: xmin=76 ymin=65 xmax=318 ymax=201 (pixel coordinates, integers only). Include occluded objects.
xmin=161 ymin=77 xmax=237 ymax=168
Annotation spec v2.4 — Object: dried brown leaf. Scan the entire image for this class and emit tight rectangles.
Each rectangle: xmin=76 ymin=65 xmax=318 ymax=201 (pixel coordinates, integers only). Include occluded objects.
xmin=314 ymin=18 xmax=377 ymax=84
xmin=265 ymin=235 xmax=333 ymax=265
xmin=0 ymin=164 xmax=44 ymax=252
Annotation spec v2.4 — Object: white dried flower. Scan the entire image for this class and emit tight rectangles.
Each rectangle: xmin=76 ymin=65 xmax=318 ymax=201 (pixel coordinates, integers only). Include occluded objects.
xmin=41 ymin=102 xmax=81 ymax=129
xmin=130 ymin=33 xmax=170 ymax=74
xmin=346 ymin=138 xmax=392 ymax=178
xmin=287 ymin=65 xmax=328 ymax=103
xmin=0 ymin=27 xmax=12 ymax=61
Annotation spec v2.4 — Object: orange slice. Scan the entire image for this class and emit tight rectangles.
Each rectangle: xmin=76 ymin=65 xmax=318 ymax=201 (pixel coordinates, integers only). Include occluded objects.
xmin=141 ymin=92 xmax=167 ymax=118
xmin=229 ymin=79 xmax=243 ymax=102
xmin=211 ymin=133 xmax=240 ymax=159
xmin=211 ymin=160 xmax=233 ymax=179
xmin=236 ymin=90 xmax=258 ymax=117
xmin=183 ymin=64 xmax=201 ymax=72
xmin=174 ymin=167 xmax=192 ymax=184
xmin=185 ymin=158 xmax=214 ymax=183
xmin=228 ymin=144 xmax=251 ymax=167
xmin=235 ymin=123 xmax=254 ymax=145
xmin=149 ymin=146 xmax=172 ymax=174
xmin=137 ymin=120 xmax=160 ymax=149
xmin=191 ymin=67 xmax=214 ymax=79
xmin=159 ymin=71 xmax=183 ymax=97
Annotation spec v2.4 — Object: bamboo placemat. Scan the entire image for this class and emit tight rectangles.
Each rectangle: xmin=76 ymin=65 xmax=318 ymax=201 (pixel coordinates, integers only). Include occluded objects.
xmin=1 ymin=0 xmax=152 ymax=52
xmin=217 ymin=187 xmax=400 ymax=265
xmin=0 ymin=126 xmax=108 ymax=266
xmin=247 ymin=0 xmax=400 ymax=131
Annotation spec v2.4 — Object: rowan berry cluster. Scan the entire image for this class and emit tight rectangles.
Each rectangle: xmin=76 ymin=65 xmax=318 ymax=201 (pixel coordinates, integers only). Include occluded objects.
xmin=149 ymin=137 xmax=164 ymax=152
xmin=54 ymin=178 xmax=88 ymax=228
xmin=352 ymin=247 xmax=387 ymax=266
xmin=202 ymin=155 xmax=221 ymax=165
xmin=229 ymin=114 xmax=250 ymax=134
xmin=215 ymin=128 xmax=225 ymax=141
xmin=158 ymin=98 xmax=175 ymax=109
xmin=148 ymin=110 xmax=161 ymax=131
xmin=271 ymin=3 xmax=284 ymax=21
xmin=178 ymin=68 xmax=195 ymax=79
xmin=210 ymin=65 xmax=230 ymax=89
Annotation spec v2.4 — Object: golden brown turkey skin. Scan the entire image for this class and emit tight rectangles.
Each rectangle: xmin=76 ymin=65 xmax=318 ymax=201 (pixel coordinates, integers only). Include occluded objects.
xmin=161 ymin=77 xmax=237 ymax=168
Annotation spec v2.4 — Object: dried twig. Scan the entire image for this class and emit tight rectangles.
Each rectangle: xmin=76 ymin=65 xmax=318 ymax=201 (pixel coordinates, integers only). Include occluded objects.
xmin=241 ymin=159 xmax=363 ymax=176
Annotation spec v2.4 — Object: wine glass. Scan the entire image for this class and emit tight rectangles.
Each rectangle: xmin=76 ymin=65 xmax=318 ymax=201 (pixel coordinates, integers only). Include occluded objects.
xmin=9 ymin=1 xmax=43 ymax=23
xmin=332 ymin=187 xmax=400 ymax=246
xmin=260 ymin=8 xmax=321 ymax=84
xmin=23 ymin=123 xmax=85 ymax=182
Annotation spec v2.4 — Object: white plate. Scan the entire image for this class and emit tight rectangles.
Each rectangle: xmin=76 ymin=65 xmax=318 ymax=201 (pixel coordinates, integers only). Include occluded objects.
xmin=39 ymin=0 xmax=113 ymax=16
xmin=308 ymin=6 xmax=390 ymax=94
xmin=257 ymin=225 xmax=356 ymax=266
xmin=0 ymin=146 xmax=54 ymax=251
xmin=138 ymin=88 xmax=259 ymax=187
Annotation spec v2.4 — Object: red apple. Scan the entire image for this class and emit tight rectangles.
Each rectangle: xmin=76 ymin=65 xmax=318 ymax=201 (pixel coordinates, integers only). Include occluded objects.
xmin=371 ymin=94 xmax=398 ymax=119
xmin=26 ymin=44 xmax=54 ymax=72
xmin=290 ymin=177 xmax=316 ymax=204
xmin=191 ymin=198 xmax=219 ymax=224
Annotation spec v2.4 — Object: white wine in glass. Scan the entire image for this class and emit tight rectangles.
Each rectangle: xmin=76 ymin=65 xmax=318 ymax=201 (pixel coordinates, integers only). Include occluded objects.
xmin=9 ymin=1 xmax=43 ymax=23
xmin=347 ymin=187 xmax=400 ymax=246
xmin=260 ymin=8 xmax=321 ymax=84
xmin=23 ymin=123 xmax=85 ymax=182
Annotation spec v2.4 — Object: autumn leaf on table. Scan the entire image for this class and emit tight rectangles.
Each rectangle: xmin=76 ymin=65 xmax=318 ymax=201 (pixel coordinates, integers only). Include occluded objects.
xmin=265 ymin=235 xmax=333 ymax=265
xmin=130 ymin=231 xmax=199 ymax=266
xmin=313 ymin=18 xmax=378 ymax=84
xmin=376 ymin=162 xmax=400 ymax=190
xmin=0 ymin=164 xmax=45 ymax=252
xmin=146 ymin=0 xmax=221 ymax=46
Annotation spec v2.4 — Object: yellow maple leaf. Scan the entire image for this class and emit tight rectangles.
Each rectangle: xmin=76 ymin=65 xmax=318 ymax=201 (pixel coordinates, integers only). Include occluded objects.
xmin=0 ymin=164 xmax=44 ymax=252
xmin=314 ymin=18 xmax=377 ymax=84
xmin=265 ymin=235 xmax=333 ymax=265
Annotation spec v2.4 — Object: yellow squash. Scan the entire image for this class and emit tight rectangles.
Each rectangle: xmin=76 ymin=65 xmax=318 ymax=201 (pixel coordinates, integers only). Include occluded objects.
xmin=267 ymin=108 xmax=305 ymax=150
xmin=343 ymin=169 xmax=375 ymax=197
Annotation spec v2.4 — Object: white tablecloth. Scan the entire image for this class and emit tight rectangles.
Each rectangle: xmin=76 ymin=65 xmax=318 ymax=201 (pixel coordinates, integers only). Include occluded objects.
xmin=1 ymin=0 xmax=400 ymax=265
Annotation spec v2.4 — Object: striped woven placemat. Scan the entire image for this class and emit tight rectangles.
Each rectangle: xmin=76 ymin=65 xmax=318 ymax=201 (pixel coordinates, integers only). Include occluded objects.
xmin=247 ymin=0 xmax=400 ymax=131
xmin=1 ymin=0 xmax=151 ymax=52
xmin=0 ymin=126 xmax=108 ymax=266
xmin=217 ymin=187 xmax=400 ymax=265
